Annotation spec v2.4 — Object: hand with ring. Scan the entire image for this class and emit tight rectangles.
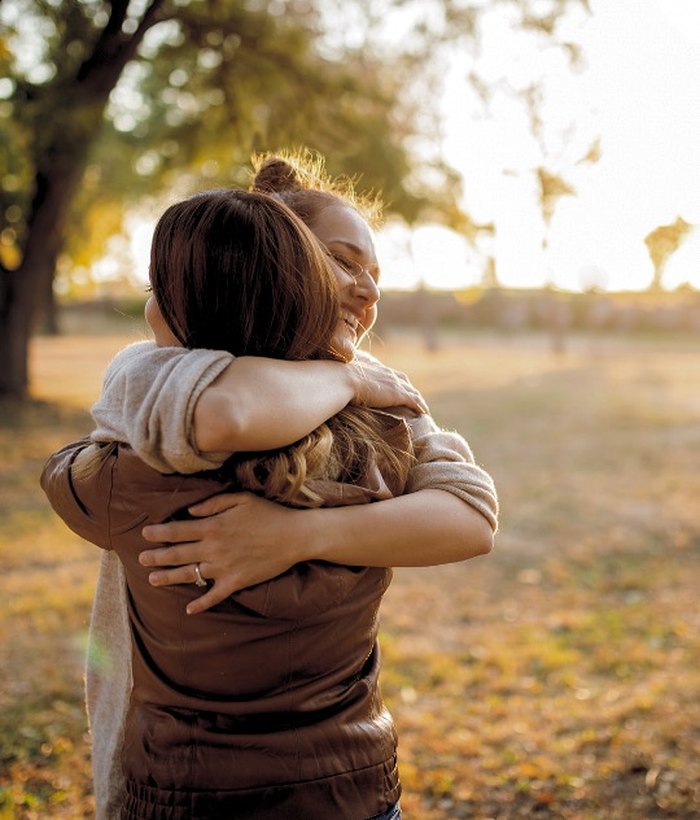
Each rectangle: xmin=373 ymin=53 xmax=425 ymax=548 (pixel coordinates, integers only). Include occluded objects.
xmin=139 ymin=492 xmax=303 ymax=615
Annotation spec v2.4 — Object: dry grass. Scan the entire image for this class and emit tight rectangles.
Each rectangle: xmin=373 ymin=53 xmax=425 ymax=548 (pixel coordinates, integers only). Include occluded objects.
xmin=1 ymin=328 xmax=699 ymax=818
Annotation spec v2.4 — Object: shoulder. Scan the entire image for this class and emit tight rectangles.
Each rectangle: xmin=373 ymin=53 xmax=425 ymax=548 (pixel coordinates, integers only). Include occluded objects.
xmin=354 ymin=348 xmax=380 ymax=364
xmin=100 ymin=341 xmax=234 ymax=397
xmin=103 ymin=340 xmax=180 ymax=380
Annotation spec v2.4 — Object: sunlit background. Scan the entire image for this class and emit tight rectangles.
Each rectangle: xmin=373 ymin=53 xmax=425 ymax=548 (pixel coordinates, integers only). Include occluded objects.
xmin=380 ymin=0 xmax=700 ymax=291
xmin=2 ymin=0 xmax=700 ymax=311
xmin=116 ymin=0 xmax=700 ymax=294
xmin=3 ymin=6 xmax=700 ymax=814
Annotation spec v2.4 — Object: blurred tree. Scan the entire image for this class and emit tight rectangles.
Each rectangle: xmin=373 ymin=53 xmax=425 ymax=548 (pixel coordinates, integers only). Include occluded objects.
xmin=644 ymin=217 xmax=693 ymax=291
xmin=0 ymin=0 xmax=450 ymax=395
xmin=0 ymin=0 xmax=589 ymax=397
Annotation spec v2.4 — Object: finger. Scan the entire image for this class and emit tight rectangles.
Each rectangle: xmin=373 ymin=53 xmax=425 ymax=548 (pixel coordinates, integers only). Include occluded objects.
xmin=413 ymin=392 xmax=429 ymax=413
xmin=139 ymin=544 xmax=200 ymax=567
xmin=186 ymin=582 xmax=234 ymax=615
xmin=188 ymin=492 xmax=250 ymax=517
xmin=142 ymin=521 xmax=202 ymax=544
xmin=146 ymin=564 xmax=199 ymax=586
xmin=399 ymin=389 xmax=428 ymax=414
xmin=412 ymin=398 xmax=429 ymax=414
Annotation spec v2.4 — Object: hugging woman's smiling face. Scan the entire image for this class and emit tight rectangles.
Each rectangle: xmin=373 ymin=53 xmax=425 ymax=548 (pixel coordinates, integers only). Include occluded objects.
xmin=310 ymin=204 xmax=381 ymax=361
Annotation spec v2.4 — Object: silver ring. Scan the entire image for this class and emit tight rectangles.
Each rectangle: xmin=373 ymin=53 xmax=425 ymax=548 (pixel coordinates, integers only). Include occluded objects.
xmin=193 ymin=563 xmax=207 ymax=588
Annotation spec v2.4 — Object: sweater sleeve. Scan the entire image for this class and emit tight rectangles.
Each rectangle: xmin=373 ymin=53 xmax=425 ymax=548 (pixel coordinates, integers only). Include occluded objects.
xmin=405 ymin=412 xmax=499 ymax=533
xmin=90 ymin=341 xmax=234 ymax=474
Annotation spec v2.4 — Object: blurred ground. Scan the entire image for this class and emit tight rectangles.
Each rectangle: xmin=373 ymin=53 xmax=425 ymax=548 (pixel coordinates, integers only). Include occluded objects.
xmin=1 ymin=327 xmax=699 ymax=818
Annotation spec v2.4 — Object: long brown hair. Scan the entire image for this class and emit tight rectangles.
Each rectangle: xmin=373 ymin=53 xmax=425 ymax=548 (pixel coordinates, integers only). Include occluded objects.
xmin=150 ymin=189 xmax=339 ymax=361
xmin=150 ymin=187 xmax=412 ymax=506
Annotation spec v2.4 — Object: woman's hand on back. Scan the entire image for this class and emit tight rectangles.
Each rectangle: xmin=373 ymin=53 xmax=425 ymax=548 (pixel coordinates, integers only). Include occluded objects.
xmin=346 ymin=356 xmax=428 ymax=414
xmin=140 ymin=493 xmax=307 ymax=614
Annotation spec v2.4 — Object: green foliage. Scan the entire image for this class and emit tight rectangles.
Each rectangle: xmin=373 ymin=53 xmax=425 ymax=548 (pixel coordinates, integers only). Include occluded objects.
xmin=0 ymin=0 xmax=590 ymax=280
xmin=0 ymin=0 xmax=455 ymax=277
xmin=0 ymin=0 xmax=594 ymax=397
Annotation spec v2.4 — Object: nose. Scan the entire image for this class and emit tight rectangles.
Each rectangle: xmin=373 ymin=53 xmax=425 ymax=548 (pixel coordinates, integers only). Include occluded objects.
xmin=353 ymin=271 xmax=380 ymax=306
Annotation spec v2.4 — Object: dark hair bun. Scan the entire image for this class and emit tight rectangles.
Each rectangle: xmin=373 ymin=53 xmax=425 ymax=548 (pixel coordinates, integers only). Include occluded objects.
xmin=248 ymin=149 xmax=383 ymax=227
xmin=252 ymin=157 xmax=305 ymax=194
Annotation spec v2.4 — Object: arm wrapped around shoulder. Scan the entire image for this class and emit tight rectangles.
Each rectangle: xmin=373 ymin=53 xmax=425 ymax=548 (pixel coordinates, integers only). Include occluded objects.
xmin=405 ymin=413 xmax=499 ymax=533
xmin=90 ymin=341 xmax=233 ymax=474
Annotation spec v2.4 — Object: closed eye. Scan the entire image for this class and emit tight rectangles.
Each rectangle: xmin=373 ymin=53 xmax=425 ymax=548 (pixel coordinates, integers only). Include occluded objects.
xmin=330 ymin=252 xmax=362 ymax=278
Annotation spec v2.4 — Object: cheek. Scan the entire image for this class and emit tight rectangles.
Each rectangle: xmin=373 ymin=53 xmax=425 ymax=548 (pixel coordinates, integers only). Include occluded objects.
xmin=331 ymin=325 xmax=355 ymax=362
xmin=145 ymin=295 xmax=180 ymax=346
xmin=144 ymin=296 xmax=157 ymax=331
xmin=331 ymin=265 xmax=353 ymax=295
xmin=363 ymin=303 xmax=378 ymax=333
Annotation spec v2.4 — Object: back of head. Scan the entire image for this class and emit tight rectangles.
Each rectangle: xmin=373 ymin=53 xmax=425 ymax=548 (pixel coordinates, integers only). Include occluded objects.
xmin=149 ymin=188 xmax=340 ymax=361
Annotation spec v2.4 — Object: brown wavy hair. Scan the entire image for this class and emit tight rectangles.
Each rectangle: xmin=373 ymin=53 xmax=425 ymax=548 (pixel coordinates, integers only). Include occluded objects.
xmin=150 ymin=187 xmax=412 ymax=507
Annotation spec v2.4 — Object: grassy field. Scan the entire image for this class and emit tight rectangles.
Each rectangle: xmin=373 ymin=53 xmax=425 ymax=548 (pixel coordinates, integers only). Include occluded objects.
xmin=1 ymin=326 xmax=699 ymax=819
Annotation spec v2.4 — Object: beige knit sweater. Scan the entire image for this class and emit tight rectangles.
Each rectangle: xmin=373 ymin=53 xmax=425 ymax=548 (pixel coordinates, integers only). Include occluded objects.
xmin=86 ymin=341 xmax=498 ymax=819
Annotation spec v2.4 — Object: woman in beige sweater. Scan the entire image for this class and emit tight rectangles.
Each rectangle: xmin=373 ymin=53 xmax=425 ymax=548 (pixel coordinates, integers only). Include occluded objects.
xmin=79 ymin=155 xmax=498 ymax=818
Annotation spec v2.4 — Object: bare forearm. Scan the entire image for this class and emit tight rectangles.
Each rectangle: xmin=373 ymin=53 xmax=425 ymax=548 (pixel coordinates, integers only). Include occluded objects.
xmin=193 ymin=355 xmax=427 ymax=454
xmin=302 ymin=489 xmax=494 ymax=568
xmin=193 ymin=357 xmax=354 ymax=453
xmin=140 ymin=488 xmax=494 ymax=613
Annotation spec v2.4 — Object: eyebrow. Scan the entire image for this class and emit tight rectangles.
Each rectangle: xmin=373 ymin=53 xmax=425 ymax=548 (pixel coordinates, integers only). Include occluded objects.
xmin=325 ymin=240 xmax=379 ymax=267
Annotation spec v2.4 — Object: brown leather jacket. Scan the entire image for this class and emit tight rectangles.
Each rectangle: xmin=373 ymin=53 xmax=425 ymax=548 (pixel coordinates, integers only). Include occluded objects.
xmin=41 ymin=428 xmax=412 ymax=819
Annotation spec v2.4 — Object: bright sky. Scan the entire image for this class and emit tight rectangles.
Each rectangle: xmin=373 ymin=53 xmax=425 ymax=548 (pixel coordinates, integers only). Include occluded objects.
xmin=118 ymin=0 xmax=700 ymax=295
xmin=376 ymin=0 xmax=700 ymax=292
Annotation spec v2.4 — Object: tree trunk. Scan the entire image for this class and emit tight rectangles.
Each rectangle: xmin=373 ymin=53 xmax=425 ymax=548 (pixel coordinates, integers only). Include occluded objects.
xmin=0 ymin=270 xmax=33 ymax=397
xmin=0 ymin=0 xmax=165 ymax=397
xmin=40 ymin=265 xmax=59 ymax=335
xmin=0 ymin=255 xmax=59 ymax=395
xmin=0 ymin=163 xmax=82 ymax=395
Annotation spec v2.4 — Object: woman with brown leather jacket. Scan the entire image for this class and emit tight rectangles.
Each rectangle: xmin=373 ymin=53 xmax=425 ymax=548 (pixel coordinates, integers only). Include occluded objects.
xmin=42 ymin=162 xmax=498 ymax=819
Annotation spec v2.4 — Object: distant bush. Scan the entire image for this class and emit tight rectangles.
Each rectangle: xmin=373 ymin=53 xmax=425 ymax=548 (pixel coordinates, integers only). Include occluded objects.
xmin=376 ymin=287 xmax=700 ymax=335
xmin=56 ymin=288 xmax=700 ymax=338
xmin=53 ymin=298 xmax=147 ymax=335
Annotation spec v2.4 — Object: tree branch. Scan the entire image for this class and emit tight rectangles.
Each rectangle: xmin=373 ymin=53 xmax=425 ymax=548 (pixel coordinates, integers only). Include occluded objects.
xmin=76 ymin=0 xmax=129 ymax=81
xmin=76 ymin=0 xmax=168 ymax=92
